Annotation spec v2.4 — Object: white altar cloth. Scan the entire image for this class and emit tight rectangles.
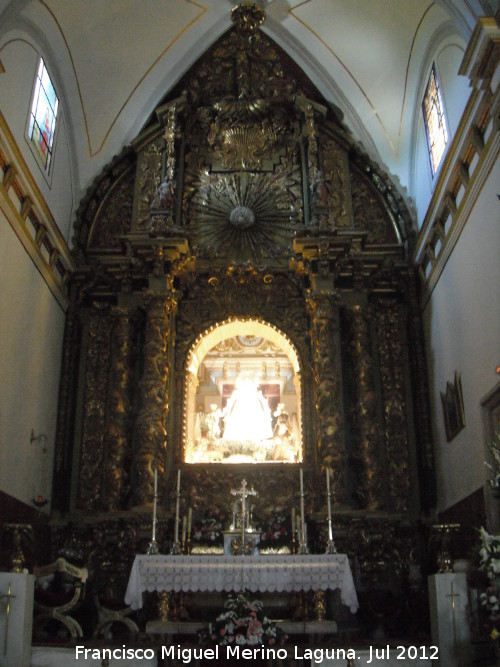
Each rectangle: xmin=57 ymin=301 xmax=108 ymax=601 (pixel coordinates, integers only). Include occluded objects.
xmin=125 ymin=554 xmax=358 ymax=613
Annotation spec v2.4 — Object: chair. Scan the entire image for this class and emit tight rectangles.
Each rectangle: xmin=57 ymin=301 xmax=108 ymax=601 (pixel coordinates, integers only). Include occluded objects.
xmin=33 ymin=557 xmax=88 ymax=641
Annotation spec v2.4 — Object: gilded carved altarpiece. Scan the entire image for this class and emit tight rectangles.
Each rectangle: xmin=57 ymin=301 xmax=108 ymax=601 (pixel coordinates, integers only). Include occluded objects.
xmin=50 ymin=4 xmax=435 ymax=634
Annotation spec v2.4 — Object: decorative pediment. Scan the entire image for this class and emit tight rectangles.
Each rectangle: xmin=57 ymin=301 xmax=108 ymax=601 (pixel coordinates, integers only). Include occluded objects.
xmin=73 ymin=3 xmax=414 ymax=280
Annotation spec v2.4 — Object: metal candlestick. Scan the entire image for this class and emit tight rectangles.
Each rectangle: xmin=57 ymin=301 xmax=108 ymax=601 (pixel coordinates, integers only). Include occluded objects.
xmin=147 ymin=469 xmax=160 ymax=554
xmin=170 ymin=469 xmax=182 ymax=555
xmin=325 ymin=467 xmax=337 ymax=554
xmin=298 ymin=469 xmax=309 ymax=554
xmin=231 ymin=479 xmax=257 ymax=556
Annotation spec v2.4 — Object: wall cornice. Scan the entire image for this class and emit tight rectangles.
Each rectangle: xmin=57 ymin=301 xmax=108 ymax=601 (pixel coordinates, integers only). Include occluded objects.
xmin=413 ymin=17 xmax=500 ymax=308
xmin=0 ymin=110 xmax=75 ymax=310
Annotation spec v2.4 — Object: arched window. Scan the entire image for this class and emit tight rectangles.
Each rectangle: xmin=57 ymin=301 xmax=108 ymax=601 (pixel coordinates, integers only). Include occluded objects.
xmin=27 ymin=57 xmax=59 ymax=174
xmin=422 ymin=63 xmax=449 ymax=176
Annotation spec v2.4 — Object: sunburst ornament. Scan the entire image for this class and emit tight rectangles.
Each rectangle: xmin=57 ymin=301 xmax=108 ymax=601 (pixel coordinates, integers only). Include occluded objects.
xmin=190 ymin=170 xmax=297 ymax=260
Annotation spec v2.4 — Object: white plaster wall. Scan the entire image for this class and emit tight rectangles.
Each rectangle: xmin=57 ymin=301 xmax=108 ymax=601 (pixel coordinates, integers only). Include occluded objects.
xmin=424 ymin=160 xmax=500 ymax=511
xmin=0 ymin=213 xmax=64 ymax=508
xmin=0 ymin=37 xmax=75 ymax=242
xmin=437 ymin=43 xmax=469 ymax=137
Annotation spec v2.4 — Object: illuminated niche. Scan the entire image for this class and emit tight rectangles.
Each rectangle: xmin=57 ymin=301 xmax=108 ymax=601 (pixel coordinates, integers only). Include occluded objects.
xmin=183 ymin=319 xmax=303 ymax=464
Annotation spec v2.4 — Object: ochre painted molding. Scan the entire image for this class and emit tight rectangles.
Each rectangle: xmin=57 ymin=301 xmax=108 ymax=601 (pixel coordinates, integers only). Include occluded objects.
xmin=414 ymin=17 xmax=500 ymax=308
xmin=0 ymin=110 xmax=75 ymax=310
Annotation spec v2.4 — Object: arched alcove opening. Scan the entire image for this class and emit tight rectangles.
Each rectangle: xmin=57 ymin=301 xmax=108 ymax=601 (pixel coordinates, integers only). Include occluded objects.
xmin=183 ymin=318 xmax=303 ymax=464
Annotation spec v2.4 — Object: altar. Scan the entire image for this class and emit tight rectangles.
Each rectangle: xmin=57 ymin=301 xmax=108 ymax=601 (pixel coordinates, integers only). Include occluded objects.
xmin=124 ymin=553 xmax=359 ymax=614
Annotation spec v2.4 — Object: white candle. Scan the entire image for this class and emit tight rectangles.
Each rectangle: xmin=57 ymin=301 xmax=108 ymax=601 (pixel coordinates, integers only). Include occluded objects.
xmin=174 ymin=469 xmax=181 ymax=543
xmin=299 ymin=469 xmax=305 ymax=544
xmin=326 ymin=467 xmax=333 ymax=541
xmin=242 ymin=482 xmax=246 ymax=548
xmin=152 ymin=468 xmax=158 ymax=541
xmin=182 ymin=515 xmax=187 ymax=544
xmin=187 ymin=507 xmax=192 ymax=536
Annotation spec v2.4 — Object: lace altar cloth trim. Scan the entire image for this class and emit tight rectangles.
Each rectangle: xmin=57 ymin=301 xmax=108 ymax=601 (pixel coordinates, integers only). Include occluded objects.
xmin=125 ymin=554 xmax=358 ymax=613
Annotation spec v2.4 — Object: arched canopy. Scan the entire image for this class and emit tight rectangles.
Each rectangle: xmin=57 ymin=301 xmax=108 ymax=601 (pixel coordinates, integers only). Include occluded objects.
xmin=186 ymin=318 xmax=301 ymax=378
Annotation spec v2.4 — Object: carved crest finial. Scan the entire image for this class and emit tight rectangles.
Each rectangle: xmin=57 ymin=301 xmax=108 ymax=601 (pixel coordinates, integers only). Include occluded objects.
xmin=231 ymin=3 xmax=266 ymax=31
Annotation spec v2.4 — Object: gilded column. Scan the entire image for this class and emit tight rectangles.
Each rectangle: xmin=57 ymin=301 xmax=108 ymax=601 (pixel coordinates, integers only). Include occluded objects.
xmin=78 ymin=305 xmax=114 ymax=511
xmin=52 ymin=298 xmax=81 ymax=512
xmin=292 ymin=371 xmax=304 ymax=462
xmin=102 ymin=306 xmax=134 ymax=511
xmin=306 ymin=290 xmax=346 ymax=498
xmin=304 ymin=103 xmax=327 ymax=228
xmin=406 ymin=272 xmax=436 ymax=510
xmin=184 ymin=370 xmax=199 ymax=461
xmin=346 ymin=303 xmax=383 ymax=509
xmin=133 ymin=291 xmax=177 ymax=507
xmin=376 ymin=300 xmax=412 ymax=513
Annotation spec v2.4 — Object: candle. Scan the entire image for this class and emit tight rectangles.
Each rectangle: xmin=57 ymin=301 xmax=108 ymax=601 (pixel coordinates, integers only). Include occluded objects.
xmin=296 ymin=515 xmax=301 ymax=541
xmin=181 ymin=515 xmax=187 ymax=544
xmin=326 ymin=467 xmax=333 ymax=541
xmin=174 ymin=469 xmax=181 ymax=544
xmin=152 ymin=469 xmax=158 ymax=542
xmin=291 ymin=507 xmax=296 ymax=532
xmin=187 ymin=507 xmax=192 ymax=536
xmin=299 ymin=468 xmax=305 ymax=545
xmin=242 ymin=483 xmax=246 ymax=548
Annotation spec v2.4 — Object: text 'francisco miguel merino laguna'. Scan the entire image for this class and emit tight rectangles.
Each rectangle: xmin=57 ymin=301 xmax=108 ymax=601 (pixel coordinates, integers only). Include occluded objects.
xmin=75 ymin=644 xmax=360 ymax=663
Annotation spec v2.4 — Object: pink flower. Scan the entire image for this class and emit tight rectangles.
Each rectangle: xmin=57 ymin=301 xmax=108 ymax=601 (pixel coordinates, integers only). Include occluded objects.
xmin=269 ymin=638 xmax=275 ymax=645
xmin=220 ymin=628 xmax=226 ymax=635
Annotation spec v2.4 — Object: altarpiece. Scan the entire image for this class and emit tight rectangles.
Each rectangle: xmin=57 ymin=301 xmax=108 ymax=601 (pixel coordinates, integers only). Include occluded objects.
xmin=47 ymin=3 xmax=436 ymax=640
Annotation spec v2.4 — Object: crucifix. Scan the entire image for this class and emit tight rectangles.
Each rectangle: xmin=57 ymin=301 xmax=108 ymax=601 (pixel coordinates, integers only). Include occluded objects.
xmin=0 ymin=583 xmax=16 ymax=656
xmin=231 ymin=479 xmax=257 ymax=553
xmin=445 ymin=581 xmax=460 ymax=647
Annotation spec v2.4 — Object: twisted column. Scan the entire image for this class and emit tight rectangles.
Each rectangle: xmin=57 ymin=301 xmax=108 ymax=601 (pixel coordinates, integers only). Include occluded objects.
xmin=102 ymin=307 xmax=134 ymax=511
xmin=78 ymin=306 xmax=113 ymax=511
xmin=306 ymin=291 xmax=346 ymax=499
xmin=346 ymin=303 xmax=382 ymax=510
xmin=133 ymin=291 xmax=177 ymax=507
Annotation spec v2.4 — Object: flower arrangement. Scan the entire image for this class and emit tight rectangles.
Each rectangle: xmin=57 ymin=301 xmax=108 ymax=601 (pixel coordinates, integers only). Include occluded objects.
xmin=484 ymin=436 xmax=500 ymax=493
xmin=478 ymin=527 xmax=500 ymax=641
xmin=192 ymin=505 xmax=224 ymax=545
xmin=259 ymin=507 xmax=289 ymax=546
xmin=204 ymin=592 xmax=284 ymax=646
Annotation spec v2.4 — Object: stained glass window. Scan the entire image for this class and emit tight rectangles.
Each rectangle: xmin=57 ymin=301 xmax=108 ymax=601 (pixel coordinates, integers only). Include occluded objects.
xmin=422 ymin=64 xmax=448 ymax=177
xmin=28 ymin=58 xmax=58 ymax=173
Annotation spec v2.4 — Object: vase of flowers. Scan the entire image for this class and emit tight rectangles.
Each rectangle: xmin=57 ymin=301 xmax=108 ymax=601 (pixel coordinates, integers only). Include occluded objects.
xmin=203 ymin=591 xmax=284 ymax=647
xmin=485 ymin=436 xmax=500 ymax=498
xmin=191 ymin=505 xmax=224 ymax=546
xmin=259 ymin=507 xmax=289 ymax=549
xmin=478 ymin=527 xmax=500 ymax=651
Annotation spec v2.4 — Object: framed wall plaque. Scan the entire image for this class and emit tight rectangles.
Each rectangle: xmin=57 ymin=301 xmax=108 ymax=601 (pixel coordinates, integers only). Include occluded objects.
xmin=441 ymin=372 xmax=465 ymax=441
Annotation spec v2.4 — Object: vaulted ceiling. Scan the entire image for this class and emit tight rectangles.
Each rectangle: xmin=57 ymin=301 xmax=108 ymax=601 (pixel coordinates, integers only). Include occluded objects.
xmin=0 ymin=0 xmax=495 ymax=199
